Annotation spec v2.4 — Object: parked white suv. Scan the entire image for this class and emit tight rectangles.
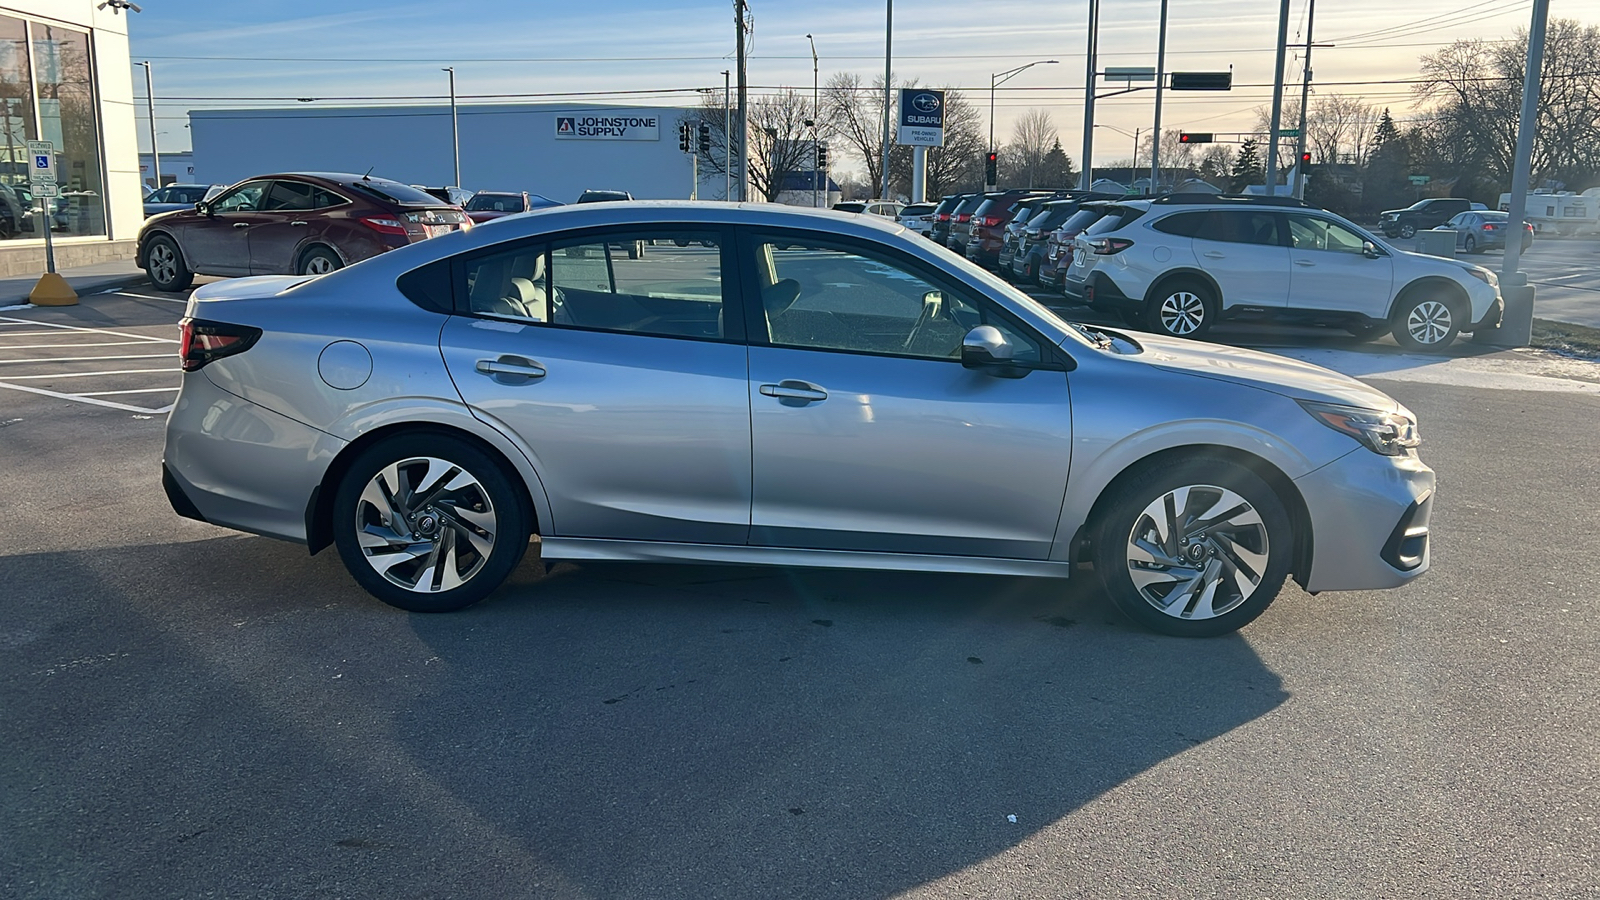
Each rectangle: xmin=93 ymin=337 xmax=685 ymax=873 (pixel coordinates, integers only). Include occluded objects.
xmin=1063 ymin=195 xmax=1504 ymax=350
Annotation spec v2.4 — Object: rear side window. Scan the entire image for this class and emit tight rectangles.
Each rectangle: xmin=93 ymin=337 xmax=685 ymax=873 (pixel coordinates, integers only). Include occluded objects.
xmin=1196 ymin=210 xmax=1285 ymax=246
xmin=313 ymin=189 xmax=348 ymax=209
xmin=1059 ymin=208 xmax=1105 ymax=234
xmin=1152 ymin=212 xmax=1207 ymax=237
xmin=1083 ymin=206 xmax=1146 ymax=236
xmin=262 ymin=181 xmax=316 ymax=212
xmin=349 ymin=179 xmax=447 ymax=207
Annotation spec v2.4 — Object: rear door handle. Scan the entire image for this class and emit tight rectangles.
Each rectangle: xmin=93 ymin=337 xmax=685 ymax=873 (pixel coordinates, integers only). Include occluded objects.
xmin=476 ymin=357 xmax=546 ymax=379
xmin=290 ymin=220 xmax=309 ymax=227
xmin=232 ymin=222 xmax=251 ymax=229
xmin=759 ymin=381 xmax=827 ymax=403
xmin=1202 ymin=251 xmax=1225 ymax=259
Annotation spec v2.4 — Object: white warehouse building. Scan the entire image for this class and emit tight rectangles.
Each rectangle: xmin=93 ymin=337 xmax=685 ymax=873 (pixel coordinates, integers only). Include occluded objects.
xmin=187 ymin=103 xmax=732 ymax=204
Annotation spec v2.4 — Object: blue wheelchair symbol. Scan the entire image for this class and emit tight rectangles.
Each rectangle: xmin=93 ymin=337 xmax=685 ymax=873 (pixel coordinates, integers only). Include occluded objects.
xmin=33 ymin=154 xmax=48 ymax=168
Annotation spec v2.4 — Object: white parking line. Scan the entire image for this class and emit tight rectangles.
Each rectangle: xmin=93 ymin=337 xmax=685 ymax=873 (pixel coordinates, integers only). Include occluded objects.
xmin=0 ymin=315 xmax=179 ymax=343
xmin=0 ymin=341 xmax=165 ymax=350
xmin=0 ymin=381 xmax=175 ymax=413
xmin=0 ymin=368 xmax=174 ymax=379
xmin=105 ymin=290 xmax=188 ymax=303
xmin=73 ymin=387 xmax=181 ymax=396
xmin=0 ymin=354 xmax=172 ymax=365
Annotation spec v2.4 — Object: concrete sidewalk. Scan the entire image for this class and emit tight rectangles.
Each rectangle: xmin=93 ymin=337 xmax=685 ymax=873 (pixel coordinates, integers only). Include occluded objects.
xmin=0 ymin=259 xmax=146 ymax=308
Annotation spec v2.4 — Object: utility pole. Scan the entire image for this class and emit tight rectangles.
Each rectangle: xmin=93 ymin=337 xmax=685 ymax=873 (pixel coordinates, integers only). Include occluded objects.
xmin=137 ymin=61 xmax=160 ymax=189
xmin=878 ymin=0 xmax=893 ymax=201
xmin=1078 ymin=0 xmax=1099 ymax=190
xmin=722 ymin=70 xmax=731 ymax=201
xmin=1489 ymin=0 xmax=1551 ymax=347
xmin=443 ymin=67 xmax=460 ymax=187
xmin=1294 ymin=0 xmax=1317 ymax=199
xmin=1264 ymin=0 xmax=1290 ymax=195
xmin=988 ymin=60 xmax=1057 ymax=191
xmin=734 ymin=0 xmax=749 ymax=202
xmin=807 ymin=34 xmax=819 ymax=208
xmin=1149 ymin=0 xmax=1168 ymax=195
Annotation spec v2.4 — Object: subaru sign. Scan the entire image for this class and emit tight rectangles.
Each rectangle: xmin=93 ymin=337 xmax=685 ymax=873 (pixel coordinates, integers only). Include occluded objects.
xmin=896 ymin=88 xmax=945 ymax=147
xmin=554 ymin=114 xmax=660 ymax=141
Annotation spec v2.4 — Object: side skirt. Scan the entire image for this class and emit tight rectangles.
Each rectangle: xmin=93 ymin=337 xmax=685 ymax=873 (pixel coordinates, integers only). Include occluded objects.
xmin=538 ymin=538 xmax=1076 ymax=579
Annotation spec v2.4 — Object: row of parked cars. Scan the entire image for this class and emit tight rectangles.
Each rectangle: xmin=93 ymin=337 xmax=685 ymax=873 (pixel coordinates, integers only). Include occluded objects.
xmin=136 ymin=173 xmax=593 ymax=291
xmin=921 ymin=188 xmax=1511 ymax=351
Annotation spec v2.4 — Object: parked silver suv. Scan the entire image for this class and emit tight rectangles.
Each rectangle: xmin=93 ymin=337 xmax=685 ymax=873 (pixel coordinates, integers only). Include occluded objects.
xmin=163 ymin=202 xmax=1433 ymax=637
xmin=1063 ymin=194 xmax=1504 ymax=350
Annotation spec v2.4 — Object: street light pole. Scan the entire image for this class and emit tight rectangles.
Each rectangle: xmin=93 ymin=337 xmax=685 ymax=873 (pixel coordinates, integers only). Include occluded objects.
xmin=878 ymin=0 xmax=893 ymax=202
xmin=988 ymin=59 xmax=1058 ymax=191
xmin=807 ymin=34 xmax=819 ymax=208
xmin=1264 ymin=0 xmax=1291 ymax=195
xmin=442 ymin=67 xmax=460 ymax=188
xmin=1293 ymin=0 xmax=1317 ymax=199
xmin=137 ymin=61 xmax=160 ymax=188
xmin=1079 ymin=0 xmax=1100 ymax=190
xmin=1149 ymin=0 xmax=1169 ymax=195
xmin=722 ymin=70 xmax=731 ymax=201
xmin=1489 ymin=0 xmax=1551 ymax=347
xmin=735 ymin=0 xmax=749 ymax=202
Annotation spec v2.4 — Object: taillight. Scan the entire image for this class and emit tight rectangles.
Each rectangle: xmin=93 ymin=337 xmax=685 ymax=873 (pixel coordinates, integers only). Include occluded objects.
xmin=1481 ymin=223 xmax=1498 ymax=231
xmin=937 ymin=213 xmax=950 ymax=222
xmin=179 ymin=318 xmax=262 ymax=372
xmin=956 ymin=214 xmax=971 ymax=223
xmin=360 ymin=216 xmax=408 ymax=235
xmin=1092 ymin=238 xmax=1134 ymax=255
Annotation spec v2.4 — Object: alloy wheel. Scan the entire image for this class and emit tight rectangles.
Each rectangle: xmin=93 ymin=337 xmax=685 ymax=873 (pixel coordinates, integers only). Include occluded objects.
xmin=305 ymin=254 xmax=337 ymax=275
xmin=150 ymin=242 xmax=178 ymax=285
xmin=1406 ymin=300 xmax=1454 ymax=346
xmin=1159 ymin=291 xmax=1206 ymax=336
xmin=354 ymin=456 xmax=497 ymax=593
xmin=1125 ymin=484 xmax=1269 ymax=621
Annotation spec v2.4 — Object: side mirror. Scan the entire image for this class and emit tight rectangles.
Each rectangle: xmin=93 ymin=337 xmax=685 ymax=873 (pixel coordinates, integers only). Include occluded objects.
xmin=1362 ymin=240 xmax=1381 ymax=259
xmin=195 ymin=201 xmax=211 ymax=216
xmin=962 ymin=325 xmax=1027 ymax=377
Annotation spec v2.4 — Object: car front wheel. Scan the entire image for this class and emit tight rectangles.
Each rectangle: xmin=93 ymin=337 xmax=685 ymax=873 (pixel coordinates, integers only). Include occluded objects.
xmin=331 ymin=434 xmax=530 ymax=613
xmin=145 ymin=234 xmax=195 ymax=292
xmin=1147 ymin=280 xmax=1217 ymax=339
xmin=1392 ymin=293 xmax=1462 ymax=351
xmin=1399 ymin=223 xmax=1417 ymax=239
xmin=1090 ymin=457 xmax=1292 ymax=637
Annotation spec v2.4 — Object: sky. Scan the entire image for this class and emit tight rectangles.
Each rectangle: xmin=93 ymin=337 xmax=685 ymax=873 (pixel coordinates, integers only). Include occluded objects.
xmin=127 ymin=0 xmax=1558 ymax=174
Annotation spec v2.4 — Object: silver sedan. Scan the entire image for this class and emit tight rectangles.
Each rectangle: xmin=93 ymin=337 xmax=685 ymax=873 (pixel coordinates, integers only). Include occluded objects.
xmin=163 ymin=202 xmax=1434 ymax=636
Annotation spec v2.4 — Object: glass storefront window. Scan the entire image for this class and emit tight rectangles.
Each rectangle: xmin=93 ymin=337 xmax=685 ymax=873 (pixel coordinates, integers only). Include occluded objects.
xmin=32 ymin=21 xmax=104 ymax=239
xmin=0 ymin=15 xmax=38 ymax=240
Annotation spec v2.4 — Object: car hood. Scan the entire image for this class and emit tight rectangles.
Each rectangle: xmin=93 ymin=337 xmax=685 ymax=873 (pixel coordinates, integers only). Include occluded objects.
xmin=1380 ymin=208 xmax=1408 ymax=216
xmin=1394 ymin=248 xmax=1489 ymax=278
xmin=1133 ymin=333 xmax=1400 ymax=411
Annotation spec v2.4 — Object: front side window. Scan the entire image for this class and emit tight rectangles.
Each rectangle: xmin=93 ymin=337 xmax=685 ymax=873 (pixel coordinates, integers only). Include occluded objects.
xmin=1287 ymin=214 xmax=1369 ymax=255
xmin=210 ymin=180 xmax=270 ymax=213
xmin=752 ymin=236 xmax=1041 ymax=363
xmin=1199 ymin=210 xmax=1284 ymax=247
xmin=465 ymin=229 xmax=725 ymax=340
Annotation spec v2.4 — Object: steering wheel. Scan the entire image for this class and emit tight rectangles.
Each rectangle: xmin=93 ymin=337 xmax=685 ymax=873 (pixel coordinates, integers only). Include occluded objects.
xmin=902 ymin=290 xmax=944 ymax=351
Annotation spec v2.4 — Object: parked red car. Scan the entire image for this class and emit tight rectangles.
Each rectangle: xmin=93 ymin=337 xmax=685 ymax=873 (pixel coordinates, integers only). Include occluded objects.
xmin=964 ymin=190 xmax=1050 ymax=268
xmin=1039 ymin=202 xmax=1115 ymax=291
xmin=463 ymin=191 xmax=561 ymax=224
xmin=137 ymin=172 xmax=471 ymax=292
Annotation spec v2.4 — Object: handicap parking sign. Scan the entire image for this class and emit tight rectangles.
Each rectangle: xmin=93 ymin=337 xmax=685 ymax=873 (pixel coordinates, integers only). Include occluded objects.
xmin=34 ymin=154 xmax=48 ymax=169
xmin=26 ymin=139 xmax=54 ymax=184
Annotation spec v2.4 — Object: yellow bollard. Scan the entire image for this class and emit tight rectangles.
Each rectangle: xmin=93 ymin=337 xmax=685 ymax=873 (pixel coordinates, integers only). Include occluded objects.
xmin=28 ymin=272 xmax=77 ymax=306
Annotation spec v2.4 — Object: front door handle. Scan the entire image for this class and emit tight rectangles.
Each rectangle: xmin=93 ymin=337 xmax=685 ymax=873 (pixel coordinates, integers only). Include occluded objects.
xmin=232 ymin=222 xmax=251 ymax=229
xmin=476 ymin=357 xmax=546 ymax=379
xmin=290 ymin=220 xmax=309 ymax=227
xmin=1202 ymin=251 xmax=1225 ymax=259
xmin=759 ymin=380 xmax=827 ymax=403
xmin=1294 ymin=259 xmax=1316 ymax=267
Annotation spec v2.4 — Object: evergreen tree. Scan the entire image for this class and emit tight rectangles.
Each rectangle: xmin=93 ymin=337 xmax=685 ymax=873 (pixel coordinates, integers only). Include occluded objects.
xmin=1040 ymin=138 xmax=1076 ymax=188
xmin=1363 ymin=107 xmax=1413 ymax=214
xmin=1230 ymin=139 xmax=1264 ymax=191
xmin=1371 ymin=108 xmax=1401 ymax=156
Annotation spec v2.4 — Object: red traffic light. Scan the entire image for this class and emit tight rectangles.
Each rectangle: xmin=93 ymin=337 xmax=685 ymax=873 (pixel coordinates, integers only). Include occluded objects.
xmin=986 ymin=152 xmax=998 ymax=163
xmin=1178 ymin=132 xmax=1213 ymax=144
xmin=1301 ymin=152 xmax=1312 ymax=163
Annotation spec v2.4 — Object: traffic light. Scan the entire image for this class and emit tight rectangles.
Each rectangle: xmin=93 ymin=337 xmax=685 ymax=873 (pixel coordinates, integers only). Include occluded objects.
xmin=678 ymin=123 xmax=691 ymax=152
xmin=815 ymin=143 xmax=829 ymax=170
xmin=1178 ymin=132 xmax=1213 ymax=144
xmin=985 ymin=151 xmax=998 ymax=185
xmin=1301 ymin=151 xmax=1312 ymax=164
xmin=1170 ymin=72 xmax=1232 ymax=91
xmin=698 ymin=122 xmax=712 ymax=155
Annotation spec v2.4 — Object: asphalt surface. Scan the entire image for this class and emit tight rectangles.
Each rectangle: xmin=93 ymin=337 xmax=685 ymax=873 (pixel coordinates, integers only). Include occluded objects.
xmin=3 ymin=278 xmax=1599 ymax=899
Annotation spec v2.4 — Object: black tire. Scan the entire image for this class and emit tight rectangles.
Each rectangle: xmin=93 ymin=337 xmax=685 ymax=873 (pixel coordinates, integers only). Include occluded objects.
xmin=331 ymin=433 xmax=530 ymax=613
xmin=1398 ymin=223 xmax=1417 ymax=239
xmin=145 ymin=234 xmax=194 ymax=292
xmin=1089 ymin=457 xmax=1293 ymax=637
xmin=1145 ymin=279 xmax=1218 ymax=340
xmin=1391 ymin=291 xmax=1463 ymax=352
xmin=1463 ymin=235 xmax=1477 ymax=254
xmin=298 ymin=245 xmax=343 ymax=276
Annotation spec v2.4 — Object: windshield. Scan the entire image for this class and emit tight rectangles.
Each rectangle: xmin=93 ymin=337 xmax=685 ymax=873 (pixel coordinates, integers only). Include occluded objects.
xmin=348 ymin=179 xmax=448 ymax=207
xmin=465 ymin=193 xmax=523 ymax=212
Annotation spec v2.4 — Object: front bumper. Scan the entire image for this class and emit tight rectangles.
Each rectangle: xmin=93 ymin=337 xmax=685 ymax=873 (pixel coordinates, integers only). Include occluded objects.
xmin=1295 ymin=447 xmax=1435 ymax=592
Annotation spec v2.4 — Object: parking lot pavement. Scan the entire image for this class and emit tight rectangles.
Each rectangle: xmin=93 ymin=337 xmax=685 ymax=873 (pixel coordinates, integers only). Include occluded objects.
xmin=0 ymin=313 xmax=180 ymax=413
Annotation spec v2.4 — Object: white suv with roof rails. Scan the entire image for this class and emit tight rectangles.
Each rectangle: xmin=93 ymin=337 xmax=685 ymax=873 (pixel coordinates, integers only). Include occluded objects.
xmin=1062 ymin=194 xmax=1505 ymax=350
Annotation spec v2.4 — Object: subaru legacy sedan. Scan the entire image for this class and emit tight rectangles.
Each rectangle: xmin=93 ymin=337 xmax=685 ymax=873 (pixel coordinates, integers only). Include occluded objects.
xmin=162 ymin=202 xmax=1433 ymax=637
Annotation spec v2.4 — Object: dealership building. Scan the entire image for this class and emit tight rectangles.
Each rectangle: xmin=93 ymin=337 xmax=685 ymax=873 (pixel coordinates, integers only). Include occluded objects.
xmin=0 ymin=1 xmax=143 ymax=275
xmin=188 ymin=103 xmax=741 ymax=205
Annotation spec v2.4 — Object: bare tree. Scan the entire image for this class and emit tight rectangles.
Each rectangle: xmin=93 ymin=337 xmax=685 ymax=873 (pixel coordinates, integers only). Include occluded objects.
xmin=1002 ymin=108 xmax=1059 ymax=188
xmin=887 ymin=87 xmax=987 ymax=197
xmin=824 ymin=71 xmax=911 ymax=198
xmin=1195 ymin=144 xmax=1235 ymax=186
xmin=687 ymin=87 xmax=815 ymax=202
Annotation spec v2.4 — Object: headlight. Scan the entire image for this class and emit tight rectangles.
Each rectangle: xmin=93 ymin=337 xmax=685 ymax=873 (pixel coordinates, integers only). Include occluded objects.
xmin=1467 ymin=266 xmax=1498 ymax=287
xmin=1298 ymin=400 xmax=1420 ymax=456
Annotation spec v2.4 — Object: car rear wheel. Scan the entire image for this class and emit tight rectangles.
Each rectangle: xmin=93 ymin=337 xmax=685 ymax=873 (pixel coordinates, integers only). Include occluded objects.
xmin=1089 ymin=458 xmax=1292 ymax=637
xmin=1463 ymin=235 xmax=1477 ymax=253
xmin=146 ymin=234 xmax=194 ymax=292
xmin=1147 ymin=280 xmax=1217 ymax=339
xmin=299 ymin=246 xmax=343 ymax=276
xmin=331 ymin=434 xmax=530 ymax=613
xmin=1399 ymin=224 xmax=1417 ymax=239
xmin=1392 ymin=293 xmax=1462 ymax=351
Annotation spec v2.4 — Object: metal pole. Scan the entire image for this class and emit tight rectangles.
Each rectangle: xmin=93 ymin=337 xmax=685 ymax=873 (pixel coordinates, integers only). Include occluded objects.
xmin=41 ymin=199 xmax=55 ymax=273
xmin=1264 ymin=0 xmax=1291 ymax=195
xmin=808 ymin=35 xmax=819 ymax=208
xmin=878 ymin=0 xmax=893 ymax=201
xmin=691 ymin=152 xmax=698 ymax=200
xmin=727 ymin=84 xmax=735 ymax=202
xmin=1491 ymin=0 xmax=1550 ymax=347
xmin=735 ymin=0 xmax=749 ymax=202
xmin=1294 ymin=0 xmax=1315 ymax=199
xmin=443 ymin=67 xmax=460 ymax=187
xmin=1078 ymin=0 xmax=1099 ymax=190
xmin=988 ymin=72 xmax=997 ymax=190
xmin=912 ymin=145 xmax=926 ymax=203
xmin=1149 ymin=0 xmax=1168 ymax=195
xmin=140 ymin=62 xmax=160 ymax=188
xmin=1133 ymin=128 xmax=1140 ymax=188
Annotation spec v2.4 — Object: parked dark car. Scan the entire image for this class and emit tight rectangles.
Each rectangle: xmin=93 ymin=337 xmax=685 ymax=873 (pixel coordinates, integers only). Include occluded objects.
xmin=414 ymin=186 xmax=473 ymax=206
xmin=137 ymin=172 xmax=471 ymax=292
xmin=1378 ymin=197 xmax=1473 ymax=239
xmin=945 ymin=193 xmax=1000 ymax=252
xmin=463 ymin=191 xmax=561 ymax=224
xmin=995 ymin=195 xmax=1057 ymax=275
xmin=576 ymin=189 xmax=633 ymax=203
xmin=1010 ymin=196 xmax=1114 ymax=284
xmin=1039 ymin=202 xmax=1116 ymax=291
xmin=965 ymin=190 xmax=1053 ymax=268
xmin=1430 ymin=210 xmax=1534 ymax=253
xmin=929 ymin=193 xmax=974 ymax=246
xmin=143 ymin=183 xmax=219 ymax=218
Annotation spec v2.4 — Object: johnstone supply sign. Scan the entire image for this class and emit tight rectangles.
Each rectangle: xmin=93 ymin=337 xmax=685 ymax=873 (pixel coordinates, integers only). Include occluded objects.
xmin=554 ymin=114 xmax=660 ymax=140
xmin=896 ymin=89 xmax=945 ymax=147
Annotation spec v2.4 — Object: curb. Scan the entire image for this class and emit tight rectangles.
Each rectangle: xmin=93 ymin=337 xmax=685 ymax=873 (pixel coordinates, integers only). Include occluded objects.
xmin=0 ymin=271 xmax=148 ymax=309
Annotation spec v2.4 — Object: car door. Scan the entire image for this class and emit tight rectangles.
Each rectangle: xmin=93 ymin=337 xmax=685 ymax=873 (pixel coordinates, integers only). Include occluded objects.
xmin=1285 ymin=213 xmax=1395 ymax=316
xmin=1192 ymin=209 xmax=1290 ymax=310
xmin=740 ymin=230 xmax=1073 ymax=559
xmin=182 ymin=180 xmax=271 ymax=276
xmin=248 ymin=180 xmax=319 ymax=274
xmin=438 ymin=225 xmax=753 ymax=544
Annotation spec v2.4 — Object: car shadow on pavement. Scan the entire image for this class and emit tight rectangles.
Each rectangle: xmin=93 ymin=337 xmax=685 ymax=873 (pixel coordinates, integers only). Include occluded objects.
xmin=2 ymin=537 xmax=1286 ymax=899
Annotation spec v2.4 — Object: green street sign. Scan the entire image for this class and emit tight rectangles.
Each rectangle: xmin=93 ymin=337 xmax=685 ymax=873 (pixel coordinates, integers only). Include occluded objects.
xmin=1279 ymin=128 xmax=1301 ymax=138
xmin=1408 ymin=174 xmax=1431 ymax=185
